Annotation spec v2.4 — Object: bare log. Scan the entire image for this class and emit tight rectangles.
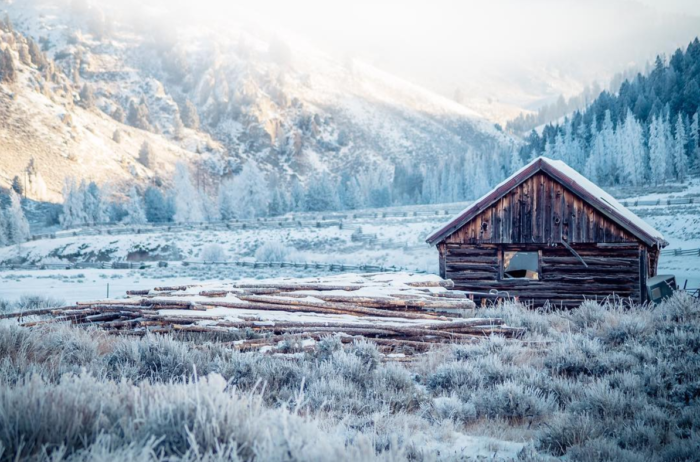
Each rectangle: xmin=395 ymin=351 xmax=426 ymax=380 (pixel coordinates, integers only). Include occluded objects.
xmin=232 ymin=283 xmax=363 ymax=292
xmin=404 ymin=279 xmax=455 ymax=288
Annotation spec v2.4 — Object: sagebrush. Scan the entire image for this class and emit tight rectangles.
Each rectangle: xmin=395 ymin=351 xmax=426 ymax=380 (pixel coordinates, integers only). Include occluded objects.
xmin=0 ymin=292 xmax=699 ymax=461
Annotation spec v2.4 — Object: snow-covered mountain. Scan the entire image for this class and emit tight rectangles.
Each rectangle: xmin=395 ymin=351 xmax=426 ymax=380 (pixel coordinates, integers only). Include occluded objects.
xmin=0 ymin=0 xmax=515 ymax=203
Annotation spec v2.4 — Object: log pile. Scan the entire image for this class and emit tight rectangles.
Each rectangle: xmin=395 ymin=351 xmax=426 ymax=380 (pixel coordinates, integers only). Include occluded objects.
xmin=3 ymin=273 xmax=525 ymax=355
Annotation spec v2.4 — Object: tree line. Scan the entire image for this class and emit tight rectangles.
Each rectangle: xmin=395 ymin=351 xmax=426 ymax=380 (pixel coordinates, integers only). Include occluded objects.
xmin=58 ymin=145 xmax=517 ymax=228
xmin=520 ymin=38 xmax=700 ymax=186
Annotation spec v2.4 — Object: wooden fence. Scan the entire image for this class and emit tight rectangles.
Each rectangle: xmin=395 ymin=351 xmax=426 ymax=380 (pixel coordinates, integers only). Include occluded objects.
xmin=28 ymin=196 xmax=697 ymax=242
xmin=0 ymin=260 xmax=426 ymax=273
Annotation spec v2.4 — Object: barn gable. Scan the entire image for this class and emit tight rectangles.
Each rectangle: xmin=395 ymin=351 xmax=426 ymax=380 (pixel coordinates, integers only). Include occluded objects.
xmin=426 ymin=157 xmax=667 ymax=249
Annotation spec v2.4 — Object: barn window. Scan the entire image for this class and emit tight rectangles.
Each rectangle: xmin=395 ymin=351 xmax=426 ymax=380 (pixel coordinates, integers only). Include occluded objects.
xmin=503 ymin=251 xmax=539 ymax=280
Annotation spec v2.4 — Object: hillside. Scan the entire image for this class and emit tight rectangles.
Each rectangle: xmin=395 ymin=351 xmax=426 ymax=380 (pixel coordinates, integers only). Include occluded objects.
xmin=518 ymin=37 xmax=700 ymax=188
xmin=0 ymin=0 xmax=514 ymax=203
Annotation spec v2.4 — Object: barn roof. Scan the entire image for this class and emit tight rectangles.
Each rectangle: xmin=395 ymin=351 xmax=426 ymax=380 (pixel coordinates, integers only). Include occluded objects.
xmin=426 ymin=156 xmax=668 ymax=248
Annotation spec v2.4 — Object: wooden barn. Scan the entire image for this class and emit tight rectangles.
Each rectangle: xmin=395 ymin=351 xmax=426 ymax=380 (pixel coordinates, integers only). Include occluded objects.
xmin=426 ymin=157 xmax=668 ymax=307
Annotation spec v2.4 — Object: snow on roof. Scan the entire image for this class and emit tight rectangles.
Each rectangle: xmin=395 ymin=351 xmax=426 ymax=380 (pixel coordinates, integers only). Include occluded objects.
xmin=426 ymin=156 xmax=667 ymax=247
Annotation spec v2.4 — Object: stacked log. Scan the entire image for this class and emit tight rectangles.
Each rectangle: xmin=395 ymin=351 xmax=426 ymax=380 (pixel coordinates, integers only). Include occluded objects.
xmin=4 ymin=274 xmax=526 ymax=355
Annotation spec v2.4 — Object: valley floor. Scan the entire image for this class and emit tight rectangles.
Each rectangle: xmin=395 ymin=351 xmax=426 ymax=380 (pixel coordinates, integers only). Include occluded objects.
xmin=0 ymin=292 xmax=698 ymax=461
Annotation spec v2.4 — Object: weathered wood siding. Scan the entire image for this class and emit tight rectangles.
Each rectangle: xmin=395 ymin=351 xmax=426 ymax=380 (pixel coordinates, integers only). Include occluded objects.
xmin=445 ymin=172 xmax=638 ymax=245
xmin=440 ymin=242 xmax=645 ymax=307
xmin=435 ymin=172 xmax=659 ymax=307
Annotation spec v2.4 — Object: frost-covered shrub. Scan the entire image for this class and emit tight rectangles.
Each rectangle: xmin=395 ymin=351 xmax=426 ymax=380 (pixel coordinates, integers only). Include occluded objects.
xmin=13 ymin=295 xmax=65 ymax=311
xmin=427 ymin=362 xmax=480 ymax=394
xmin=254 ymin=241 xmax=290 ymax=262
xmin=480 ymin=301 xmax=552 ymax=336
xmin=653 ymin=290 xmax=700 ymax=323
xmin=432 ymin=395 xmax=477 ymax=423
xmin=563 ymin=300 xmax=613 ymax=332
xmin=566 ymin=437 xmax=641 ymax=462
xmin=315 ymin=335 xmax=342 ymax=360
xmin=471 ymin=381 xmax=556 ymax=421
xmin=0 ymin=373 xmax=393 ymax=461
xmin=544 ymin=334 xmax=609 ymax=377
xmin=199 ymin=243 xmax=226 ymax=262
xmin=348 ymin=339 xmax=380 ymax=371
xmin=568 ymin=380 xmax=645 ymax=420
xmin=536 ymin=413 xmax=602 ymax=456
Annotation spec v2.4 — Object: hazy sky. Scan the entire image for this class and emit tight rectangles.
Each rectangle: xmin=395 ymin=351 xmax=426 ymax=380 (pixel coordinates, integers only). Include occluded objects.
xmin=118 ymin=0 xmax=700 ymax=115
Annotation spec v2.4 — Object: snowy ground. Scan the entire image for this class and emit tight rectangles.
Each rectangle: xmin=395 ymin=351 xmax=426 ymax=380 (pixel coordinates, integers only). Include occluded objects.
xmin=2 ymin=179 xmax=700 ymax=303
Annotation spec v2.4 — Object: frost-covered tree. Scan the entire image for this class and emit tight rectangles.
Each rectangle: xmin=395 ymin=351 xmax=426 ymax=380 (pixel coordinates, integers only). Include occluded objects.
xmin=304 ymin=172 xmax=339 ymax=212
xmin=11 ymin=176 xmax=23 ymax=195
xmin=649 ymin=115 xmax=668 ymax=185
xmin=127 ymin=98 xmax=153 ymax=132
xmin=27 ymin=37 xmax=46 ymax=69
xmin=172 ymin=115 xmax=185 ymax=140
xmin=84 ymin=181 xmax=108 ymax=225
xmin=172 ymin=163 xmax=205 ymax=223
xmin=144 ymin=186 xmax=172 ymax=223
xmin=79 ymin=83 xmax=95 ymax=108
xmin=290 ymin=177 xmax=305 ymax=212
xmin=510 ymin=150 xmax=524 ymax=173
xmin=0 ymin=208 xmax=8 ymax=246
xmin=619 ymin=111 xmax=646 ymax=186
xmin=421 ymin=168 xmax=440 ymax=204
xmin=4 ymin=190 xmax=30 ymax=244
xmin=181 ymin=99 xmax=200 ymax=130
xmin=138 ymin=141 xmax=156 ymax=168
xmin=690 ymin=111 xmax=700 ymax=168
xmin=218 ymin=163 xmax=269 ymax=219
xmin=268 ymin=186 xmax=290 ymax=216
xmin=341 ymin=176 xmax=364 ymax=210
xmin=112 ymin=106 xmax=125 ymax=123
xmin=673 ymin=114 xmax=688 ymax=182
xmin=60 ymin=178 xmax=87 ymax=228
xmin=121 ymin=187 xmax=147 ymax=224
xmin=0 ymin=47 xmax=17 ymax=83
xmin=200 ymin=190 xmax=220 ymax=222
xmin=24 ymin=157 xmax=47 ymax=201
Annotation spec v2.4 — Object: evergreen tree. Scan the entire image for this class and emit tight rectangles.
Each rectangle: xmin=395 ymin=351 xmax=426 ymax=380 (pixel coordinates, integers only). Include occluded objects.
xmin=79 ymin=83 xmax=96 ymax=108
xmin=619 ymin=111 xmax=646 ymax=186
xmin=691 ymin=111 xmax=700 ymax=168
xmin=342 ymin=176 xmax=365 ymax=210
xmin=138 ymin=141 xmax=155 ymax=168
xmin=268 ymin=187 xmax=289 ymax=216
xmin=649 ymin=115 xmax=668 ymax=185
xmin=84 ymin=181 xmax=108 ymax=224
xmin=144 ymin=186 xmax=172 ymax=223
xmin=290 ymin=177 xmax=305 ymax=211
xmin=127 ymin=98 xmax=153 ymax=131
xmin=673 ymin=113 xmax=688 ymax=182
xmin=11 ymin=176 xmax=24 ymax=195
xmin=304 ymin=172 xmax=339 ymax=212
xmin=181 ymin=100 xmax=200 ymax=129
xmin=510 ymin=150 xmax=524 ymax=173
xmin=121 ymin=187 xmax=147 ymax=224
xmin=0 ymin=208 xmax=8 ymax=246
xmin=172 ymin=115 xmax=185 ymax=140
xmin=5 ymin=190 xmax=30 ymax=244
xmin=0 ymin=48 xmax=17 ymax=84
xmin=112 ymin=106 xmax=125 ymax=123
xmin=27 ymin=38 xmax=46 ymax=69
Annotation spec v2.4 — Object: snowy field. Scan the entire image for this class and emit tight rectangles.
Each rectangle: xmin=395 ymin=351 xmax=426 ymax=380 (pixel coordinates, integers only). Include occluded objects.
xmin=1 ymin=178 xmax=700 ymax=304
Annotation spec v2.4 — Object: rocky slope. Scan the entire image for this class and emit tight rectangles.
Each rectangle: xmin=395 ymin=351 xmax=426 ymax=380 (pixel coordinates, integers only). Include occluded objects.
xmin=0 ymin=0 xmax=515 ymax=202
